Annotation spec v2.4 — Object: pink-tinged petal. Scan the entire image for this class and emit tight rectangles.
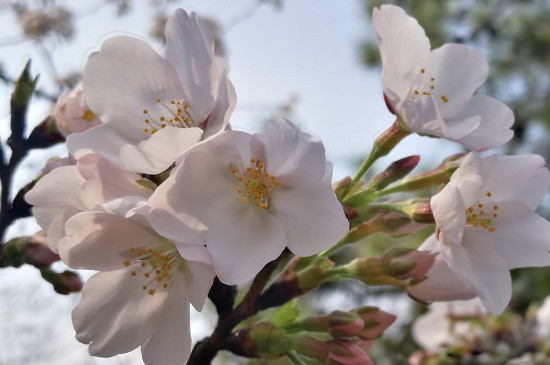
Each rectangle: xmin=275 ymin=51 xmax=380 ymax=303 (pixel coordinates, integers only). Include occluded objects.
xmin=398 ymin=96 xmax=445 ymax=135
xmin=141 ymin=275 xmax=192 ymax=365
xmin=480 ymin=154 xmax=550 ymax=209
xmin=448 ymin=95 xmax=514 ymax=151
xmin=448 ymin=152 xmax=484 ymax=207
xmin=444 ymin=232 xmax=511 ymax=314
xmin=119 ymin=126 xmax=203 ymax=174
xmin=73 ymin=270 xmax=169 ymax=357
xmin=26 ymin=165 xmax=83 ymax=231
xmin=421 ymin=44 xmax=488 ymax=118
xmin=271 ymin=163 xmax=348 ymax=256
xmin=60 ymin=212 xmax=161 ymax=271
xmin=372 ymin=5 xmax=430 ymax=103
xmin=46 ymin=206 xmax=80 ymax=251
xmin=259 ymin=117 xmax=326 ymax=187
xmin=430 ymin=185 xmax=466 ymax=246
xmin=164 ymin=10 xmax=217 ymax=122
xmin=481 ymin=202 xmax=550 ymax=269
xmin=407 ymin=235 xmax=477 ymax=302
xmin=441 ymin=115 xmax=480 ymax=141
xmin=202 ymin=74 xmax=237 ymax=139
xmin=83 ymin=36 xmax=184 ymax=142
xmin=76 ymin=154 xmax=152 ymax=210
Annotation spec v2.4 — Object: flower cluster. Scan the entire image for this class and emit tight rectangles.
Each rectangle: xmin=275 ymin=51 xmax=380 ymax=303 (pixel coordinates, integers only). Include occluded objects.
xmin=25 ymin=8 xmax=348 ymax=364
xmin=18 ymin=3 xmax=550 ymax=365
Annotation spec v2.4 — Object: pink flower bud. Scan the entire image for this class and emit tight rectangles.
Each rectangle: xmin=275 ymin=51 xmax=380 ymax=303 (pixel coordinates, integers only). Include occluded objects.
xmin=25 ymin=232 xmax=59 ymax=268
xmin=353 ymin=307 xmax=396 ymax=340
xmin=392 ymin=250 xmax=436 ymax=281
xmin=328 ymin=340 xmax=373 ymax=365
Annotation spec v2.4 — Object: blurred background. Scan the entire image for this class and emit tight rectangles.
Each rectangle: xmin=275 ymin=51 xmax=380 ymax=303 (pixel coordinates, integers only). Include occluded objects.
xmin=1 ymin=0 xmax=550 ymax=363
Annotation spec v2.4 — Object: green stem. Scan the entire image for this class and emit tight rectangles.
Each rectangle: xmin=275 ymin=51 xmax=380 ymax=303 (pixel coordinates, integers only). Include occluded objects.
xmin=351 ymin=120 xmax=410 ymax=183
xmin=285 ymin=350 xmax=308 ymax=365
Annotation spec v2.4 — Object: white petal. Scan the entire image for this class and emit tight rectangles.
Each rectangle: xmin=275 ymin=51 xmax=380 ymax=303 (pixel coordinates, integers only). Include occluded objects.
xmin=372 ymin=5 xmax=430 ymax=102
xmin=60 ymin=212 xmax=161 ymax=271
xmin=448 ymin=95 xmax=514 ymax=151
xmin=141 ymin=275 xmax=192 ymax=365
xmin=83 ymin=36 xmax=184 ymax=141
xmin=73 ymin=270 xmax=169 ymax=357
xmin=164 ymin=10 xmax=218 ymax=122
xmin=67 ymin=124 xmax=129 ymax=166
xmin=421 ymin=44 xmax=488 ymax=118
xmin=448 ymin=152 xmax=484 ymax=207
xmin=202 ymin=74 xmax=237 ymax=139
xmin=430 ymin=185 xmax=466 ymax=246
xmin=26 ymin=165 xmax=83 ymax=231
xmin=480 ymin=154 xmax=550 ymax=210
xmin=407 ymin=235 xmax=476 ymax=302
xmin=271 ymin=163 xmax=348 ymax=256
xmin=484 ymin=202 xmax=550 ymax=269
xmin=182 ymin=257 xmax=216 ymax=311
xmin=444 ymin=233 xmax=511 ymax=314
xmin=119 ymin=126 xmax=203 ymax=174
xmin=259 ymin=117 xmax=326 ymax=187
xmin=148 ymin=207 xmax=207 ymax=246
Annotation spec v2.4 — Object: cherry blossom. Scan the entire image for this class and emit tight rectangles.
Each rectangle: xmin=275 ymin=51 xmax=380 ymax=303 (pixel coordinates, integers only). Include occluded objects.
xmin=59 ymin=210 xmax=214 ymax=364
xmin=409 ymin=152 xmax=550 ymax=314
xmin=412 ymin=299 xmax=486 ymax=351
xmin=25 ymin=153 xmax=152 ymax=251
xmin=372 ymin=5 xmax=514 ymax=150
xmin=54 ymin=81 xmax=101 ymax=137
xmin=147 ymin=117 xmax=349 ymax=285
xmin=67 ymin=9 xmax=236 ymax=174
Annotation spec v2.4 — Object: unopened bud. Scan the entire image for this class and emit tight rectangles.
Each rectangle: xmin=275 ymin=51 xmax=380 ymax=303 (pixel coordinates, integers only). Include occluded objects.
xmin=371 ymin=120 xmax=410 ymax=160
xmin=353 ymin=307 xmax=396 ymax=340
xmin=372 ymin=199 xmax=435 ymax=224
xmin=288 ymin=310 xmax=364 ymax=338
xmin=345 ymin=248 xmax=435 ymax=288
xmin=40 ymin=269 xmax=83 ymax=294
xmin=344 ymin=211 xmax=427 ymax=244
xmin=367 ymin=155 xmax=420 ymax=191
xmin=247 ymin=322 xmax=289 ymax=358
xmin=292 ymin=336 xmax=372 ymax=365
xmin=379 ymin=154 xmax=464 ymax=196
xmin=1 ymin=234 xmax=59 ymax=268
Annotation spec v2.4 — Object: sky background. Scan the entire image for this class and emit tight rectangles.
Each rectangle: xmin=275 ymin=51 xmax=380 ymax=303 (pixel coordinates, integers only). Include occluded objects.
xmin=0 ymin=0 xmax=461 ymax=363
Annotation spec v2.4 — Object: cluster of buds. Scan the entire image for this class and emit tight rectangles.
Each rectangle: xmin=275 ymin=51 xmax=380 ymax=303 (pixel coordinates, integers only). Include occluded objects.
xmin=233 ymin=306 xmax=395 ymax=364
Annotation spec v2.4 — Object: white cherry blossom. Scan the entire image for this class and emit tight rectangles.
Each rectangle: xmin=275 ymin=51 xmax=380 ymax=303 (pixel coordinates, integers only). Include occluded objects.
xmin=67 ymin=9 xmax=236 ymax=174
xmin=25 ymin=153 xmax=152 ymax=251
xmin=59 ymin=210 xmax=214 ymax=364
xmin=54 ymin=81 xmax=101 ymax=137
xmin=409 ymin=152 xmax=550 ymax=314
xmin=372 ymin=5 xmax=514 ymax=150
xmin=147 ymin=117 xmax=349 ymax=285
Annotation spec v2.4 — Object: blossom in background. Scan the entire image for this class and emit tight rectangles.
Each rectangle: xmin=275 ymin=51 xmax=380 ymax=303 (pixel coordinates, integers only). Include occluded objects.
xmin=148 ymin=117 xmax=349 ymax=285
xmin=412 ymin=299 xmax=486 ymax=351
xmin=409 ymin=152 xmax=550 ymax=314
xmin=54 ymin=81 xmax=102 ymax=137
xmin=59 ymin=209 xmax=214 ymax=364
xmin=67 ymin=9 xmax=236 ymax=174
xmin=25 ymin=153 xmax=152 ymax=251
xmin=372 ymin=5 xmax=514 ymax=150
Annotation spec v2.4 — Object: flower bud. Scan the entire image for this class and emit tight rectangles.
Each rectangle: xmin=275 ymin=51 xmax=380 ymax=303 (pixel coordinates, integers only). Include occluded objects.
xmin=345 ymin=248 xmax=435 ymax=288
xmin=367 ymin=155 xmax=420 ymax=191
xmin=40 ymin=268 xmax=83 ymax=295
xmin=1 ymin=233 xmax=59 ymax=269
xmin=353 ymin=307 xmax=396 ymax=340
xmin=379 ymin=154 xmax=464 ymax=196
xmin=372 ymin=198 xmax=435 ymax=224
xmin=54 ymin=82 xmax=101 ymax=137
xmin=288 ymin=310 xmax=364 ymax=338
xmin=247 ymin=322 xmax=289 ymax=358
xmin=292 ymin=336 xmax=372 ymax=365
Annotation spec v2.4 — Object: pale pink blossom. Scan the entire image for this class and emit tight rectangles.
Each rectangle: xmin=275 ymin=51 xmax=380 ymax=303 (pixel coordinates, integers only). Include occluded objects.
xmin=372 ymin=5 xmax=513 ymax=150
xmin=54 ymin=82 xmax=101 ymax=137
xmin=25 ymin=154 xmax=152 ymax=251
xmin=412 ymin=299 xmax=486 ymax=351
xmin=409 ymin=152 xmax=550 ymax=314
xmin=67 ymin=9 xmax=235 ymax=174
xmin=59 ymin=210 xmax=214 ymax=364
xmin=148 ymin=117 xmax=349 ymax=284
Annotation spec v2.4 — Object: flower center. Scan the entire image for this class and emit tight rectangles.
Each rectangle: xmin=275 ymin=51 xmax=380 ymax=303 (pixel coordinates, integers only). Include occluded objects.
xmin=465 ymin=191 xmax=498 ymax=233
xmin=230 ymin=158 xmax=279 ymax=211
xmin=141 ymin=98 xmax=196 ymax=135
xmin=409 ymin=68 xmax=449 ymax=104
xmin=121 ymin=244 xmax=183 ymax=295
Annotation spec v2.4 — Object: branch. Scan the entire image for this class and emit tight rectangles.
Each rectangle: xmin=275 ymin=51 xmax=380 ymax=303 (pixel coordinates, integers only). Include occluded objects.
xmin=188 ymin=250 xmax=290 ymax=364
